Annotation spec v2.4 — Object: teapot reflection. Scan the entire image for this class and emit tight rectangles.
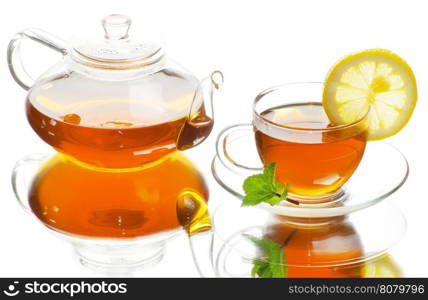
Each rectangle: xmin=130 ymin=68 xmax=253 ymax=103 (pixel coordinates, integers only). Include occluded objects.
xmin=29 ymin=153 xmax=208 ymax=238
xmin=13 ymin=152 xmax=209 ymax=272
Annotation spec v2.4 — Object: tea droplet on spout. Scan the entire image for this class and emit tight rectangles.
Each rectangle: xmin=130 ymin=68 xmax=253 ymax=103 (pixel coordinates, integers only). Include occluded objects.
xmin=177 ymin=191 xmax=211 ymax=236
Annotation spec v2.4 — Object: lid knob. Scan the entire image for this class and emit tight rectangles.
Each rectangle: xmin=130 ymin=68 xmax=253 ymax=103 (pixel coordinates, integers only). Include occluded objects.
xmin=102 ymin=14 xmax=132 ymax=40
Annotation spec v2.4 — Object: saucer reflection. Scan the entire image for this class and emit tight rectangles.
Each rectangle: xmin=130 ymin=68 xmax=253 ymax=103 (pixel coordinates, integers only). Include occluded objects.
xmin=258 ymin=216 xmax=402 ymax=278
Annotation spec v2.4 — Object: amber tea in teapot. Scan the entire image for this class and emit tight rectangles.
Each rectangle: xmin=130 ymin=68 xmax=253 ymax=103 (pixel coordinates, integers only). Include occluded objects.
xmin=29 ymin=152 xmax=208 ymax=238
xmin=27 ymin=94 xmax=213 ymax=168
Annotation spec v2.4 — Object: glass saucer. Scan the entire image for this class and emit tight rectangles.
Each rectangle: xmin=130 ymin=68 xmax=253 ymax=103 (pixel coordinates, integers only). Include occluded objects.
xmin=212 ymin=140 xmax=409 ymax=218
xmin=211 ymin=199 xmax=405 ymax=277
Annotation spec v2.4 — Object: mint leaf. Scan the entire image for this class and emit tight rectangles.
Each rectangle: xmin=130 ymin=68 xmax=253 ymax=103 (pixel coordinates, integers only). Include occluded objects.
xmin=282 ymin=183 xmax=290 ymax=199
xmin=244 ymin=234 xmax=286 ymax=278
xmin=242 ymin=193 xmax=272 ymax=206
xmin=242 ymin=163 xmax=289 ymax=206
xmin=263 ymin=193 xmax=283 ymax=206
xmin=262 ymin=162 xmax=276 ymax=184
xmin=251 ymin=258 xmax=267 ymax=277
xmin=243 ymin=174 xmax=271 ymax=195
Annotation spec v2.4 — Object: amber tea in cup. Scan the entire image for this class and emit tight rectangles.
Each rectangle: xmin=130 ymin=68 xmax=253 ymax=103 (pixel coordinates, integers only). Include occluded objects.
xmin=253 ymin=83 xmax=369 ymax=201
xmin=255 ymin=102 xmax=367 ymax=199
xmin=217 ymin=83 xmax=369 ymax=203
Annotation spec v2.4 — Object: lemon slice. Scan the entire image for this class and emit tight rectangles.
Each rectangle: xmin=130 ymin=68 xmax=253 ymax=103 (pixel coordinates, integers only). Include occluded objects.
xmin=362 ymin=255 xmax=402 ymax=278
xmin=323 ymin=49 xmax=417 ymax=140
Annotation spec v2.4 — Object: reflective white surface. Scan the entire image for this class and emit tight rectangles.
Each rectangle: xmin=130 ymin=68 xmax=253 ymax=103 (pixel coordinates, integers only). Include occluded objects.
xmin=0 ymin=0 xmax=427 ymax=277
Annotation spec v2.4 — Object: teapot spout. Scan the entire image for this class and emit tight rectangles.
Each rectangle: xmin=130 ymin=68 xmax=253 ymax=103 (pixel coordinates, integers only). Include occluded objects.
xmin=177 ymin=71 xmax=224 ymax=150
xmin=177 ymin=191 xmax=216 ymax=277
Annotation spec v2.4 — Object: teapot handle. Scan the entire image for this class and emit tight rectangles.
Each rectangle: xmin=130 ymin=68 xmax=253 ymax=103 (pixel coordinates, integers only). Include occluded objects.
xmin=7 ymin=28 xmax=68 ymax=91
xmin=11 ymin=154 xmax=49 ymax=214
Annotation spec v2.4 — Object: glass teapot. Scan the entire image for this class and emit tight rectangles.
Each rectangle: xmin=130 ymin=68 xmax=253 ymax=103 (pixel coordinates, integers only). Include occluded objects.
xmin=8 ymin=14 xmax=223 ymax=168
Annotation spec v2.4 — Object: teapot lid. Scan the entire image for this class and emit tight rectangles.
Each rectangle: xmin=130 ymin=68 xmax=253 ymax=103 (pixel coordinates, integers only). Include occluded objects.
xmin=71 ymin=14 xmax=164 ymax=69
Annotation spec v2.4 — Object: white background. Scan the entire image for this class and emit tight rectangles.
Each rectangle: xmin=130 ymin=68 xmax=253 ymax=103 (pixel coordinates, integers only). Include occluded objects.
xmin=0 ymin=0 xmax=427 ymax=277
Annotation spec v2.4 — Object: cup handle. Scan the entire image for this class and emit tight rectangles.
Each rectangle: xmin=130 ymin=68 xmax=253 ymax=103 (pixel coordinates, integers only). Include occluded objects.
xmin=11 ymin=154 xmax=49 ymax=214
xmin=7 ymin=28 xmax=68 ymax=91
xmin=215 ymin=124 xmax=263 ymax=174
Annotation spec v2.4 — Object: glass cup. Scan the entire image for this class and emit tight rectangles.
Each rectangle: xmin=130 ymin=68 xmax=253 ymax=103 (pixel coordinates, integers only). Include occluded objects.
xmin=216 ymin=82 xmax=370 ymax=203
